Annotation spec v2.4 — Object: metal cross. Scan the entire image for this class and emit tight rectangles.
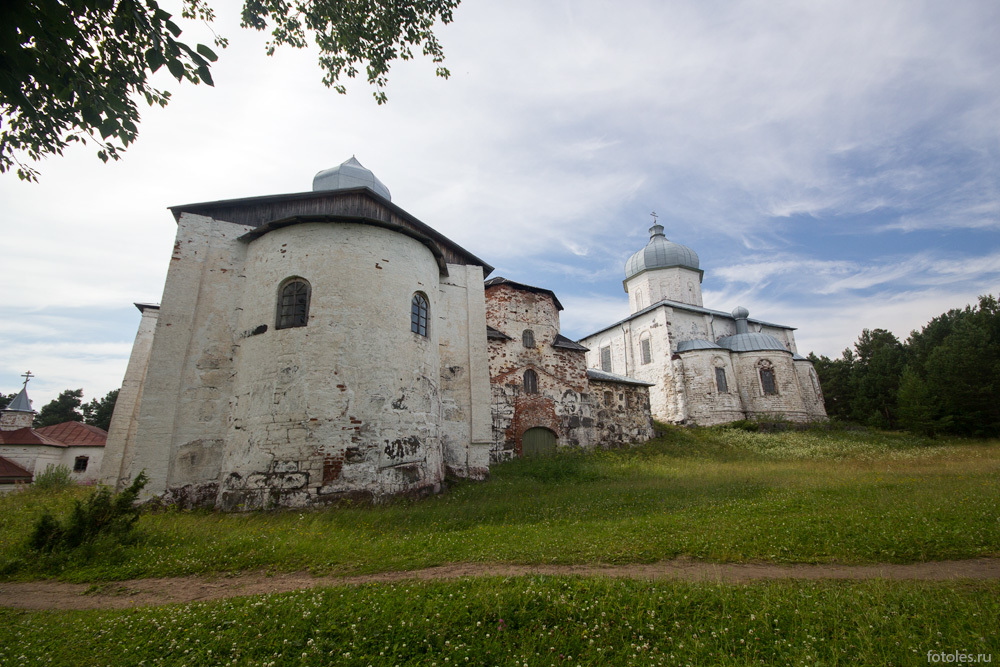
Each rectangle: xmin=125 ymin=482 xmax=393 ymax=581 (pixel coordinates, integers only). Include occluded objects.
xmin=650 ymin=211 xmax=658 ymax=223
xmin=20 ymin=370 xmax=33 ymax=388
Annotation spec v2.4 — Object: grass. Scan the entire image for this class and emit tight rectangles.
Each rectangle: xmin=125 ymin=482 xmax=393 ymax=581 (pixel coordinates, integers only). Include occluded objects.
xmin=2 ymin=426 xmax=999 ymax=666
xmin=2 ymin=577 xmax=997 ymax=666
xmin=1 ymin=426 xmax=998 ymax=581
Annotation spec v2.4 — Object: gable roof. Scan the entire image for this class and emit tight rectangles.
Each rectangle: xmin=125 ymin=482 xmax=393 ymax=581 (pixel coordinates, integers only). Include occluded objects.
xmin=36 ymin=421 xmax=108 ymax=447
xmin=484 ymin=277 xmax=564 ymax=311
xmin=0 ymin=427 xmax=63 ymax=446
xmin=0 ymin=456 xmax=32 ymax=481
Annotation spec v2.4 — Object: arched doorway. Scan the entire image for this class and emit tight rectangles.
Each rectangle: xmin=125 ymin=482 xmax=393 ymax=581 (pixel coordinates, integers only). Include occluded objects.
xmin=522 ymin=427 xmax=557 ymax=457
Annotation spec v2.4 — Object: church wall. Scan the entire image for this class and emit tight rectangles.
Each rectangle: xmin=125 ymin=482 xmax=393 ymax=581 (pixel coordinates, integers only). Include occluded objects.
xmin=485 ymin=284 xmax=595 ymax=460
xmin=588 ymin=380 xmax=655 ymax=445
xmin=794 ymin=359 xmax=828 ymax=420
xmin=437 ymin=265 xmax=492 ymax=480
xmin=218 ymin=222 xmax=445 ymax=510
xmin=731 ymin=352 xmax=810 ymax=422
xmin=626 ymin=266 xmax=703 ymax=309
xmin=674 ymin=350 xmax=745 ymax=425
xmin=122 ymin=213 xmax=250 ymax=498
xmin=100 ymin=305 xmax=159 ymax=488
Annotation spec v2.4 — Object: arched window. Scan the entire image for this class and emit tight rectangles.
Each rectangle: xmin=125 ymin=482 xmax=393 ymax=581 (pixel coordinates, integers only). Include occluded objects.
xmin=411 ymin=293 xmax=429 ymax=336
xmin=522 ymin=329 xmax=535 ymax=348
xmin=639 ymin=333 xmax=652 ymax=365
xmin=603 ymin=390 xmax=614 ymax=407
xmin=276 ymin=279 xmax=310 ymax=329
xmin=715 ymin=367 xmax=729 ymax=393
xmin=523 ymin=369 xmax=538 ymax=394
xmin=760 ymin=364 xmax=778 ymax=396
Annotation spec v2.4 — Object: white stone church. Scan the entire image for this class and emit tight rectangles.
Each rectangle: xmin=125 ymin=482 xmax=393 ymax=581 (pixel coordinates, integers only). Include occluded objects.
xmin=579 ymin=222 xmax=827 ymax=426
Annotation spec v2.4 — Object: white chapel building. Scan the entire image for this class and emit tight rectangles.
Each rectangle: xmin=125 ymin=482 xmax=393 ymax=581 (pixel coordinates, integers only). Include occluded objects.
xmin=579 ymin=222 xmax=827 ymax=426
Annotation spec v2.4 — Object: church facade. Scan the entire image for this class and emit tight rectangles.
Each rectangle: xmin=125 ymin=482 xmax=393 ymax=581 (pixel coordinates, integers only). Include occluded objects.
xmin=579 ymin=223 xmax=827 ymax=426
xmin=100 ymin=159 xmax=654 ymax=509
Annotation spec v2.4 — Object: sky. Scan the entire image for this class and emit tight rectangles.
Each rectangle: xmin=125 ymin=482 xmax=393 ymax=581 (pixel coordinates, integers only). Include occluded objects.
xmin=2 ymin=0 xmax=999 ymax=409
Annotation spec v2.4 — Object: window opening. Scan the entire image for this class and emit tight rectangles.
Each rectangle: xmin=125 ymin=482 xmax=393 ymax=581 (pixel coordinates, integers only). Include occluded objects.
xmin=600 ymin=346 xmax=612 ymax=372
xmin=276 ymin=279 xmax=310 ymax=329
xmin=640 ymin=336 xmax=652 ymax=365
xmin=411 ymin=293 xmax=429 ymax=336
xmin=523 ymin=369 xmax=538 ymax=394
xmin=522 ymin=329 xmax=535 ymax=348
xmin=760 ymin=368 xmax=777 ymax=395
xmin=715 ymin=367 xmax=728 ymax=393
xmin=604 ymin=391 xmax=613 ymax=407
xmin=73 ymin=456 xmax=89 ymax=472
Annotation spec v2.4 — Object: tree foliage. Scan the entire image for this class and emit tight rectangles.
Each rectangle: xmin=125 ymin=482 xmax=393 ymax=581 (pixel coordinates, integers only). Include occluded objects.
xmin=1 ymin=0 xmax=460 ymax=180
xmin=33 ymin=388 xmax=84 ymax=428
xmin=29 ymin=471 xmax=148 ymax=553
xmin=0 ymin=393 xmax=15 ymax=410
xmin=82 ymin=388 xmax=120 ymax=431
xmin=813 ymin=295 xmax=1000 ymax=438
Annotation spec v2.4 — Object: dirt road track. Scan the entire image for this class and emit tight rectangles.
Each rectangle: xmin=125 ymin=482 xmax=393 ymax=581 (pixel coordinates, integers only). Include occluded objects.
xmin=3 ymin=558 xmax=999 ymax=611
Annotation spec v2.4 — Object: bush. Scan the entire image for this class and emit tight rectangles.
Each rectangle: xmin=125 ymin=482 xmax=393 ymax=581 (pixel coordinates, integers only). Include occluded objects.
xmin=32 ymin=464 xmax=74 ymax=490
xmin=29 ymin=472 xmax=148 ymax=553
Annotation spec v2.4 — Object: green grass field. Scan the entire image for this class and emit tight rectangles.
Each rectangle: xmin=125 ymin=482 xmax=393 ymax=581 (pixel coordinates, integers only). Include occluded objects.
xmin=2 ymin=425 xmax=998 ymax=665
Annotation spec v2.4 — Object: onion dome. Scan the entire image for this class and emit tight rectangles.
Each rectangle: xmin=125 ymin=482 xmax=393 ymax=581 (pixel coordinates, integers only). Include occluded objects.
xmin=313 ymin=156 xmax=391 ymax=201
xmin=624 ymin=224 xmax=700 ymax=280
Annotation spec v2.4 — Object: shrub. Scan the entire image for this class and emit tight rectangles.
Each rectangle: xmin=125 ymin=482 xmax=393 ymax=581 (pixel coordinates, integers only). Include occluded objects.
xmin=32 ymin=464 xmax=74 ymax=490
xmin=29 ymin=472 xmax=148 ymax=553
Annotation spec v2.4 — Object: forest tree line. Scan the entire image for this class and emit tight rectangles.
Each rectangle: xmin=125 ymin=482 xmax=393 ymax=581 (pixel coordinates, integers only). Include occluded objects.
xmin=809 ymin=294 xmax=1000 ymax=437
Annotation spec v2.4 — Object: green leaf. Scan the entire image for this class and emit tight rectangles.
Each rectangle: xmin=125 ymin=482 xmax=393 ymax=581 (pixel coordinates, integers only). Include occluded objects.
xmin=166 ymin=58 xmax=185 ymax=80
xmin=146 ymin=48 xmax=166 ymax=72
xmin=196 ymin=43 xmax=218 ymax=62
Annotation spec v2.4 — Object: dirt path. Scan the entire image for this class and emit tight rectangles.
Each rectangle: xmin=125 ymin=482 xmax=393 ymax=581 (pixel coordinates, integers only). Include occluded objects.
xmin=3 ymin=558 xmax=999 ymax=611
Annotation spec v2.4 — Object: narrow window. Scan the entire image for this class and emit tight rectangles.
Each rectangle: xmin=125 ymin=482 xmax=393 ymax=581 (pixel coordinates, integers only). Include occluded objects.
xmin=276 ymin=279 xmax=310 ymax=329
xmin=522 ymin=329 xmax=535 ymax=348
xmin=73 ymin=456 xmax=88 ymax=472
xmin=600 ymin=346 xmax=612 ymax=372
xmin=411 ymin=293 xmax=429 ymax=336
xmin=604 ymin=391 xmax=613 ymax=407
xmin=760 ymin=368 xmax=777 ymax=395
xmin=715 ymin=367 xmax=728 ymax=393
xmin=523 ymin=369 xmax=538 ymax=394
xmin=640 ymin=335 xmax=652 ymax=365
xmin=635 ymin=289 xmax=644 ymax=310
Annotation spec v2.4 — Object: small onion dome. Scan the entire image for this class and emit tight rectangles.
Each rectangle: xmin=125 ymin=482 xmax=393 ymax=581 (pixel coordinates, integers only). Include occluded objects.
xmin=675 ymin=339 xmax=724 ymax=353
xmin=731 ymin=306 xmax=750 ymax=320
xmin=624 ymin=224 xmax=700 ymax=280
xmin=717 ymin=332 xmax=790 ymax=353
xmin=313 ymin=156 xmax=391 ymax=201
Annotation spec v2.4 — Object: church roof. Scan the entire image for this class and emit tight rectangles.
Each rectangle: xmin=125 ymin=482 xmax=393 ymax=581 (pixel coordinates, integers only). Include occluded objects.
xmin=36 ymin=421 xmax=107 ymax=446
xmin=312 ymin=157 xmax=392 ymax=200
xmin=0 ymin=456 xmax=32 ymax=482
xmin=624 ymin=224 xmax=700 ymax=281
xmin=170 ymin=179 xmax=493 ymax=277
xmin=717 ymin=332 xmax=790 ymax=353
xmin=0 ymin=427 xmax=63 ymax=446
xmin=553 ymin=334 xmax=588 ymax=351
xmin=580 ymin=297 xmax=794 ymax=340
xmin=586 ymin=369 xmax=655 ymax=387
xmin=4 ymin=386 xmax=33 ymax=413
xmin=484 ymin=277 xmax=564 ymax=310
xmin=676 ymin=339 xmax=724 ymax=353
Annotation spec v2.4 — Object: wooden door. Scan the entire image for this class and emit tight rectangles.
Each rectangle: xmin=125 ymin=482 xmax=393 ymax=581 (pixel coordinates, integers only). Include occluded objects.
xmin=522 ymin=427 xmax=557 ymax=457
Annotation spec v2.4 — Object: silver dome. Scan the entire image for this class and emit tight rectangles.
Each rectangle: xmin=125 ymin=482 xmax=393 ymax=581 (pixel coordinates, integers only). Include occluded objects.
xmin=313 ymin=156 xmax=391 ymax=201
xmin=624 ymin=224 xmax=699 ymax=280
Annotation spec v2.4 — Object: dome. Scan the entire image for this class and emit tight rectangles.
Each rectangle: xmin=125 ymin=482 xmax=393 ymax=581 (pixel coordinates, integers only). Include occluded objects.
xmin=717 ymin=332 xmax=790 ymax=353
xmin=624 ymin=224 xmax=699 ymax=280
xmin=313 ymin=156 xmax=391 ymax=201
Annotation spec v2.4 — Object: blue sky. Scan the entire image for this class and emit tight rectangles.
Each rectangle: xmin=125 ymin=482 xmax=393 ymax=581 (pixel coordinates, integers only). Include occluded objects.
xmin=2 ymin=0 xmax=998 ymax=408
